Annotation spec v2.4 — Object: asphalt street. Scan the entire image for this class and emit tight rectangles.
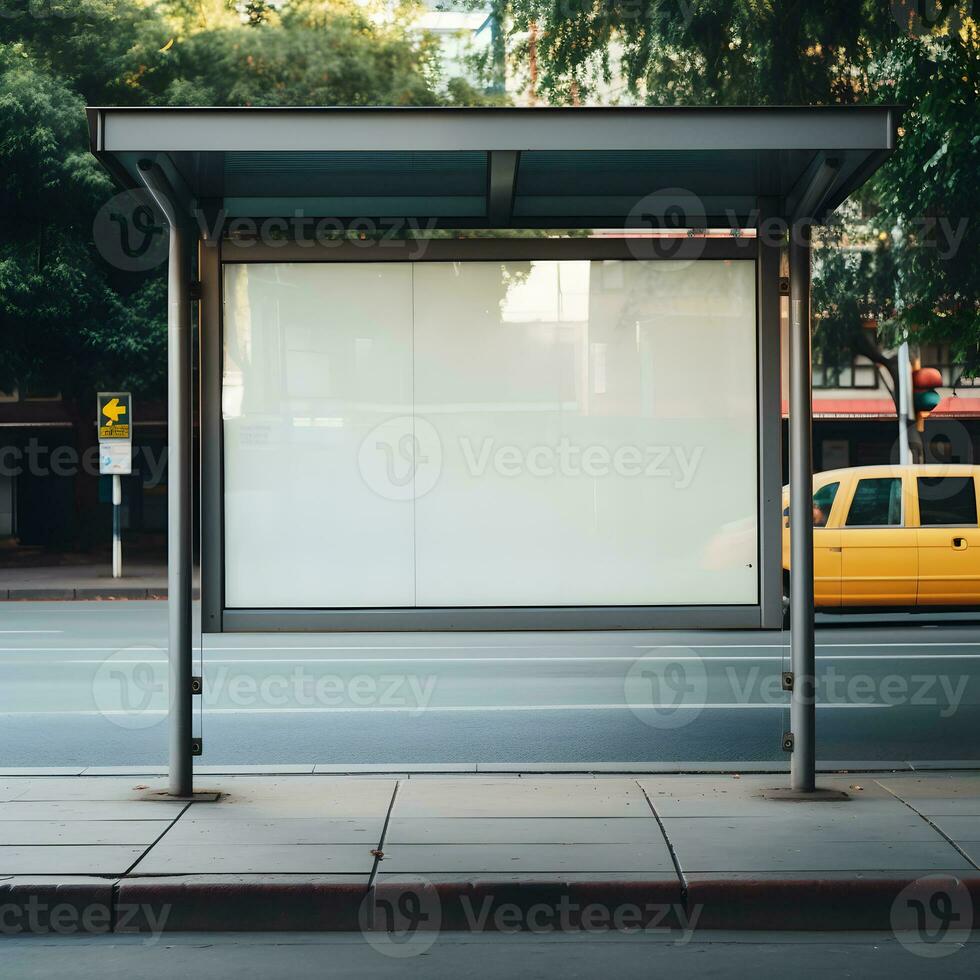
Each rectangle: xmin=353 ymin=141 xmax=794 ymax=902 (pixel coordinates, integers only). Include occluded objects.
xmin=1 ymin=602 xmax=979 ymax=768
xmin=2 ymin=932 xmax=979 ymax=980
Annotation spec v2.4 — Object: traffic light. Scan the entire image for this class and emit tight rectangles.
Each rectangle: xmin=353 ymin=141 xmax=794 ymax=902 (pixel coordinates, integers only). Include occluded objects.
xmin=911 ymin=365 xmax=942 ymax=432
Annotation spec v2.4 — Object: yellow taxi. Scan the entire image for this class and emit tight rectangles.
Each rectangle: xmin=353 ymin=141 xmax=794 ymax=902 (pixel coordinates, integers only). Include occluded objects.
xmin=782 ymin=465 xmax=980 ymax=607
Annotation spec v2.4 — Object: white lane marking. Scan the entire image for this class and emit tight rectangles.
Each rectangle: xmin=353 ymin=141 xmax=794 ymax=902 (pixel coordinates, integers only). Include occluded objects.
xmin=0 ymin=703 xmax=884 ymax=716
xmin=4 ymin=641 xmax=980 ymax=654
xmin=0 ymin=631 xmax=63 ymax=635
xmin=5 ymin=654 xmax=980 ymax=667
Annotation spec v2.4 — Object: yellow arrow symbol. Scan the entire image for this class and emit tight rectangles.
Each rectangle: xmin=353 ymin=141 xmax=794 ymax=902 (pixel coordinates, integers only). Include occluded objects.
xmin=102 ymin=398 xmax=127 ymax=423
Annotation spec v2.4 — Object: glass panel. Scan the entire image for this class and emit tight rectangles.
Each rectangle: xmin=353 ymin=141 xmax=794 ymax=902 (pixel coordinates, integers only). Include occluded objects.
xmin=223 ymin=259 xmax=759 ymax=608
xmin=222 ymin=263 xmax=416 ymax=608
xmin=918 ymin=477 xmax=978 ymax=526
xmin=846 ymin=477 xmax=902 ymax=526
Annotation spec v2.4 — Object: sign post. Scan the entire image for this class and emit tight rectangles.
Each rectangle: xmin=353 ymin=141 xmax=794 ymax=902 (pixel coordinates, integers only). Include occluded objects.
xmin=98 ymin=392 xmax=132 ymax=580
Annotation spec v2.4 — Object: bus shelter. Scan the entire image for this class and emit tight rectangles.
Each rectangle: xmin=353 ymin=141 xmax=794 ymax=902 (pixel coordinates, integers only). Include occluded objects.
xmin=87 ymin=105 xmax=901 ymax=797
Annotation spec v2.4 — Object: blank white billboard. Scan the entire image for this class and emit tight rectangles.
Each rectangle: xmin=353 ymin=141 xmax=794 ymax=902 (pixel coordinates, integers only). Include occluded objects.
xmin=223 ymin=258 xmax=758 ymax=609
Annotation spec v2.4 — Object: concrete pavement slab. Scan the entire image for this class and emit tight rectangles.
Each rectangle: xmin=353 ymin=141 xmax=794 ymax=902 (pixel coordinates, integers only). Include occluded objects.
xmin=0 ymin=768 xmax=86 ymax=777
xmin=163 ymin=817 xmax=384 ymax=845
xmin=130 ymin=843 xmax=378 ymax=875
xmin=385 ymin=817 xmax=665 ymax=845
xmin=660 ymin=812 xmax=940 ymax=844
xmin=0 ymin=845 xmax=144 ymax=875
xmin=0 ymin=777 xmax=163 ymax=801
xmin=879 ymin=773 xmax=980 ymax=792
xmin=182 ymin=777 xmax=395 ymax=819
xmin=666 ymin=836 xmax=972 ymax=873
xmin=0 ymin=820 xmax=171 ymax=845
xmin=0 ymin=800 xmax=186 ymax=821
xmin=377 ymin=843 xmax=677 ymax=874
xmin=394 ymin=778 xmax=647 ymax=818
xmin=925 ymin=815 xmax=980 ymax=839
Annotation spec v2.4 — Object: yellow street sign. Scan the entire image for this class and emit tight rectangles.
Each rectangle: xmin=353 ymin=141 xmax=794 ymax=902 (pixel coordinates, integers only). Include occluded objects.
xmin=98 ymin=392 xmax=132 ymax=440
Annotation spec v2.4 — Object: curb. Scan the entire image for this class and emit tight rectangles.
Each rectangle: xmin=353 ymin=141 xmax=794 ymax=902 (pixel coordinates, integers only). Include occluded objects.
xmin=1 ymin=587 xmax=199 ymax=601
xmin=686 ymin=875 xmax=980 ymax=930
xmin=4 ymin=875 xmax=977 ymax=934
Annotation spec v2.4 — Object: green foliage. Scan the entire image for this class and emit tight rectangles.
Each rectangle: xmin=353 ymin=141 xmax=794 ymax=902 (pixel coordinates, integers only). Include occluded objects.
xmin=0 ymin=0 xmax=491 ymax=418
xmin=0 ymin=43 xmax=166 ymax=399
xmin=492 ymin=1 xmax=979 ymax=381
xmin=873 ymin=28 xmax=980 ymax=379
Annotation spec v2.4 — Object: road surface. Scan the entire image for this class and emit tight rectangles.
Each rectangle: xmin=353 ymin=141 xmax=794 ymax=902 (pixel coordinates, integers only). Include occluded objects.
xmin=1 ymin=602 xmax=978 ymax=768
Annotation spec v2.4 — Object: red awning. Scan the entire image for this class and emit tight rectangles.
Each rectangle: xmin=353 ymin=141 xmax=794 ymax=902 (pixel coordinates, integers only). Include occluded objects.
xmin=780 ymin=397 xmax=980 ymax=420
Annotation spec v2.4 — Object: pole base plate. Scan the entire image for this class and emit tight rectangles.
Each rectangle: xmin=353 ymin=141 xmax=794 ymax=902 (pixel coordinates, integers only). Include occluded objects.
xmin=137 ymin=789 xmax=222 ymax=803
xmin=761 ymin=787 xmax=851 ymax=802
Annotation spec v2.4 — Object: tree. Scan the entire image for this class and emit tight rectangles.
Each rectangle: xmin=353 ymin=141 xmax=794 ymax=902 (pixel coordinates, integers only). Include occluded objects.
xmin=489 ymin=1 xmax=979 ymax=459
xmin=0 ymin=0 xmax=492 ymax=548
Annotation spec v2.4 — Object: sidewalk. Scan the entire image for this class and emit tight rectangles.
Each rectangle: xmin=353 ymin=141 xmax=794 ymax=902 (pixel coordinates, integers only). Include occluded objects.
xmin=0 ymin=563 xmax=196 ymax=600
xmin=1 ymin=771 xmax=978 ymax=934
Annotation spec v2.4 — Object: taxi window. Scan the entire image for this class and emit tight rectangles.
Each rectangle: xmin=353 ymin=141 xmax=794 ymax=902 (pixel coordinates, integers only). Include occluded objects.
xmin=917 ymin=477 xmax=978 ymax=526
xmin=846 ymin=477 xmax=902 ymax=526
xmin=812 ymin=482 xmax=839 ymax=527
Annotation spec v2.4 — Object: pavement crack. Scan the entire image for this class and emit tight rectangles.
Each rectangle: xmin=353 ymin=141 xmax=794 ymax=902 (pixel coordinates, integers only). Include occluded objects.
xmin=873 ymin=778 xmax=980 ymax=872
xmin=120 ymin=800 xmax=193 ymax=877
xmin=635 ymin=779 xmax=688 ymax=896
xmin=367 ymin=779 xmax=400 ymax=889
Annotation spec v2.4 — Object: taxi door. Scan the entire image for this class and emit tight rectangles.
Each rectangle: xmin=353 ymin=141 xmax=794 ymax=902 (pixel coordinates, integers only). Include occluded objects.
xmin=840 ymin=473 xmax=917 ymax=606
xmin=782 ymin=479 xmax=842 ymax=606
xmin=915 ymin=473 xmax=980 ymax=605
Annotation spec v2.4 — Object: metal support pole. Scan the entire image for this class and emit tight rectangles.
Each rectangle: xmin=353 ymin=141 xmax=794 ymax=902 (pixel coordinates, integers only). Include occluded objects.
xmin=898 ymin=341 xmax=912 ymax=465
xmin=789 ymin=221 xmax=816 ymax=793
xmin=138 ymin=161 xmax=193 ymax=798
xmin=111 ymin=474 xmax=122 ymax=579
